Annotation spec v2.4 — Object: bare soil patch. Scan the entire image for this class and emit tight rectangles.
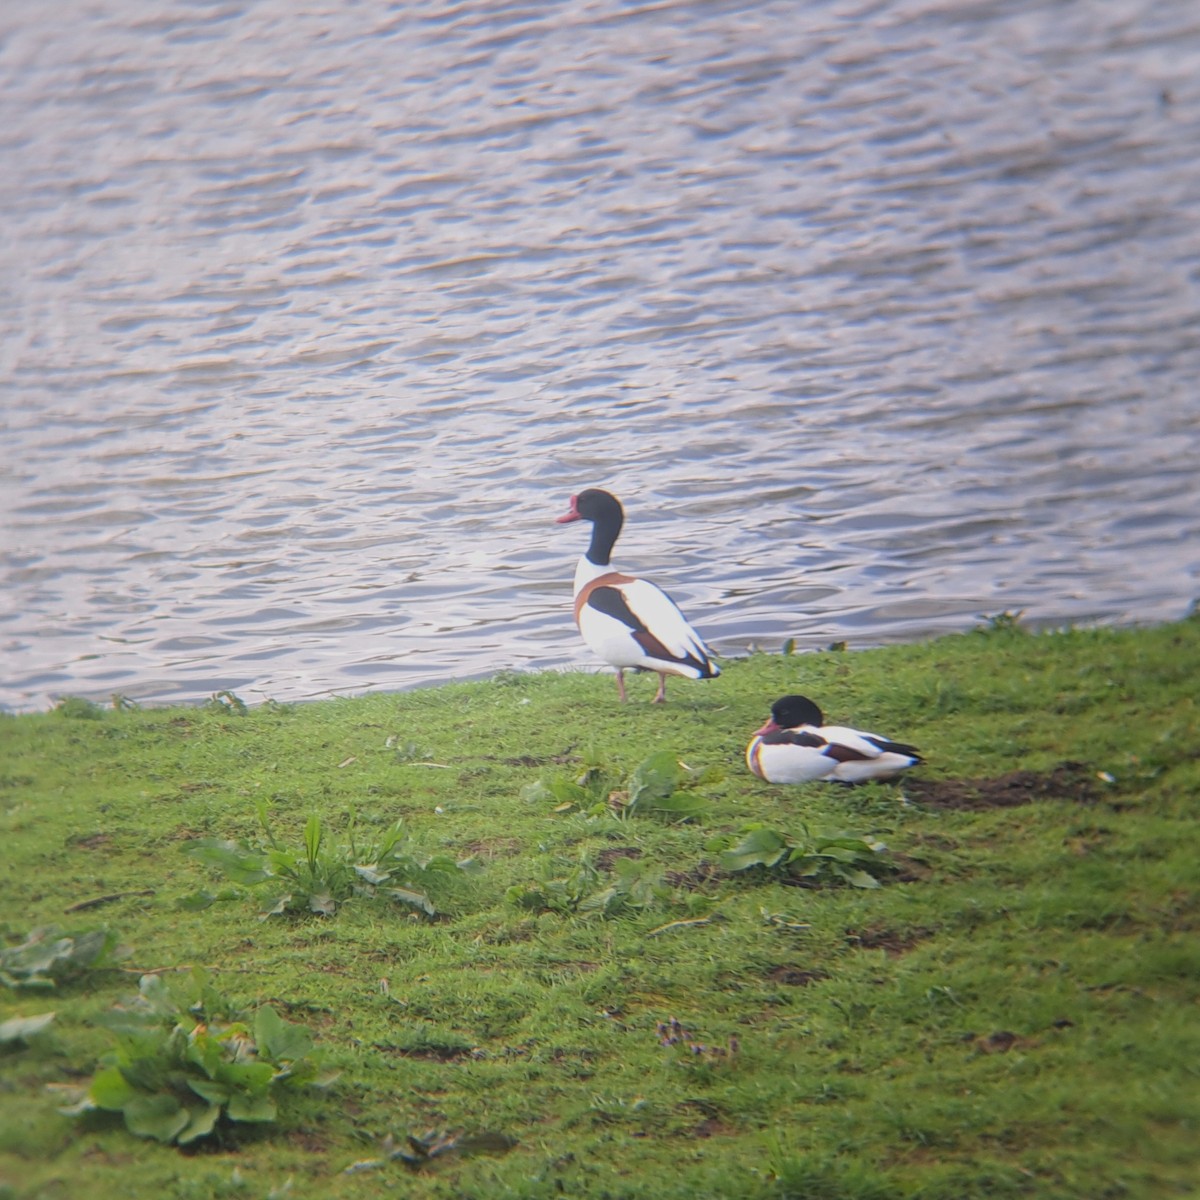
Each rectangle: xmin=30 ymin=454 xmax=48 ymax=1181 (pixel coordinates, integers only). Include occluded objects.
xmin=906 ymin=763 xmax=1100 ymax=810
xmin=767 ymin=965 xmax=829 ymax=987
xmin=595 ymin=846 xmax=642 ymax=871
xmin=845 ymin=923 xmax=936 ymax=956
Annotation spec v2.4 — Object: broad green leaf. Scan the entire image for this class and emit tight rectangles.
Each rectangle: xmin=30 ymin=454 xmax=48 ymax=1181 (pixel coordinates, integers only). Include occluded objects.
xmin=627 ymin=751 xmax=682 ymax=807
xmin=819 ymin=845 xmax=874 ymax=864
xmin=261 ymin=893 xmax=293 ymax=917
xmin=374 ymin=820 xmax=406 ymax=858
xmin=578 ymin=886 xmax=620 ymax=913
xmin=816 ymin=835 xmax=881 ymax=854
xmin=421 ymin=853 xmax=468 ymax=875
xmin=177 ymin=1101 xmax=221 ymax=1144
xmin=721 ymin=827 xmax=789 ymax=871
xmin=385 ymin=887 xmax=436 ymax=915
xmin=354 ymin=864 xmax=391 ymax=885
xmin=0 ymin=925 xmax=119 ymax=987
xmin=0 ymin=1012 xmax=55 ymax=1043
xmin=255 ymin=1007 xmax=313 ymax=1065
xmin=69 ymin=927 xmax=119 ymax=970
xmin=303 ymin=814 xmax=323 ymax=869
xmin=186 ymin=1077 xmax=232 ymax=1106
xmin=122 ymin=1093 xmax=190 ymax=1143
xmin=838 ymin=868 xmax=883 ymax=889
xmin=226 ymin=1090 xmax=277 ymax=1123
xmin=183 ymin=839 xmax=272 ymax=885
xmin=265 ymin=848 xmax=301 ymax=874
xmin=89 ymin=1064 xmax=139 ymax=1111
xmin=308 ymin=890 xmax=337 ymax=915
xmin=522 ymin=778 xmax=586 ymax=806
xmin=786 ymin=855 xmax=824 ymax=878
xmin=117 ymin=1052 xmax=175 ymax=1095
xmin=642 ymin=791 xmax=709 ymax=822
xmin=216 ymin=1059 xmax=276 ymax=1094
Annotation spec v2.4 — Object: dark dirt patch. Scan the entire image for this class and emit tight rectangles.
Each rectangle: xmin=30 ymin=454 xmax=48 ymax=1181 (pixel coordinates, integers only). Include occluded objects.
xmin=498 ymin=746 xmax=577 ymax=767
xmin=768 ymin=965 xmax=829 ymax=987
xmin=905 ymin=763 xmax=1100 ymax=810
xmin=377 ymin=1041 xmax=475 ymax=1061
xmin=692 ymin=1117 xmax=737 ymax=1138
xmin=890 ymin=852 xmax=934 ymax=882
xmin=66 ymin=832 xmax=112 ymax=850
xmin=286 ymin=1128 xmax=333 ymax=1154
xmin=967 ymin=1030 xmax=1024 ymax=1054
xmin=464 ymin=837 xmax=523 ymax=859
xmin=845 ymin=923 xmax=936 ymax=956
xmin=595 ymin=846 xmax=642 ymax=871
xmin=665 ymin=860 xmax=723 ymax=890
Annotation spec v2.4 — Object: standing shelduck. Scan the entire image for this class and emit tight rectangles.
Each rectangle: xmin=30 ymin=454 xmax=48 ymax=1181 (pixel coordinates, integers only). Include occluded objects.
xmin=556 ymin=488 xmax=720 ymax=703
xmin=746 ymin=695 xmax=923 ymax=784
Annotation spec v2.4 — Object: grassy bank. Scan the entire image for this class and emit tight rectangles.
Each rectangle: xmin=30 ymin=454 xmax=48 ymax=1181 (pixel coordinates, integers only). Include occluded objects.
xmin=2 ymin=617 xmax=1198 ymax=1199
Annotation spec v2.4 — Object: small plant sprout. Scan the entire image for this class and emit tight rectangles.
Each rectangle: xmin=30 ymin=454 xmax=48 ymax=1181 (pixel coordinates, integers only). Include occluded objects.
xmin=343 ymin=1129 xmax=519 ymax=1174
xmin=205 ymin=689 xmax=249 ymax=715
xmin=59 ymin=968 xmax=336 ymax=1145
xmin=976 ymin=609 xmax=1026 ymax=634
xmin=184 ymin=806 xmax=476 ymax=918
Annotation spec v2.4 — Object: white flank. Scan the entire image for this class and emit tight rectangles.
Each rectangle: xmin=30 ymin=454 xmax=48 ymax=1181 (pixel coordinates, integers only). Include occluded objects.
xmin=576 ymin=570 xmax=714 ymax=678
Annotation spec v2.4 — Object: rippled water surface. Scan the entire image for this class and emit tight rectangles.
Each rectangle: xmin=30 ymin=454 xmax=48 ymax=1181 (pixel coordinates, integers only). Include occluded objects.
xmin=2 ymin=0 xmax=1199 ymax=711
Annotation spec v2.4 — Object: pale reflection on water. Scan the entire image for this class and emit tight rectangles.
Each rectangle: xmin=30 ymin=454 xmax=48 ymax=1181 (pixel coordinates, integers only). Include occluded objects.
xmin=1 ymin=0 xmax=1199 ymax=711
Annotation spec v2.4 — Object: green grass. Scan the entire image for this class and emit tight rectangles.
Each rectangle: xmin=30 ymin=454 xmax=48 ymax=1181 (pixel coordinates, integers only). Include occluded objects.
xmin=2 ymin=616 xmax=1198 ymax=1199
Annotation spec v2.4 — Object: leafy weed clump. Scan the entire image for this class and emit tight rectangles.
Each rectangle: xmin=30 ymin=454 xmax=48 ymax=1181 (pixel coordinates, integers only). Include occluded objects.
xmin=61 ymin=968 xmax=335 ymax=1145
xmin=184 ymin=807 xmax=476 ymax=917
xmin=523 ymin=749 xmax=717 ymax=822
xmin=714 ymin=824 xmax=893 ymax=889
xmin=507 ymin=851 xmax=672 ymax=918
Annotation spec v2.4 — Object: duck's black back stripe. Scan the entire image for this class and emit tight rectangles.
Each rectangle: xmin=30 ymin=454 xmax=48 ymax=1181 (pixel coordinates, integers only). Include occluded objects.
xmin=762 ymin=729 xmax=825 ymax=749
xmin=585 ymin=584 xmax=711 ymax=673
xmin=587 ymin=584 xmax=647 ymax=633
xmin=865 ymin=735 xmax=923 ymax=760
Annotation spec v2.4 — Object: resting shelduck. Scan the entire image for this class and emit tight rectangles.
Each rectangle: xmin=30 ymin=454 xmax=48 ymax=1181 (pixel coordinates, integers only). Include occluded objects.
xmin=556 ymin=488 xmax=720 ymax=703
xmin=746 ymin=695 xmax=923 ymax=784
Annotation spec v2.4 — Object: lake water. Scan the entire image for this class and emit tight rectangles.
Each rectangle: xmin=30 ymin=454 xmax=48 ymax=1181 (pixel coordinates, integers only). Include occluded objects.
xmin=2 ymin=0 xmax=1199 ymax=712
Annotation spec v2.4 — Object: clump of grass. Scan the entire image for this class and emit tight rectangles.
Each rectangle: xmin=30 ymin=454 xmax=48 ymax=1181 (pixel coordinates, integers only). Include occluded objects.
xmin=51 ymin=696 xmax=105 ymax=720
xmin=183 ymin=806 xmax=476 ymax=917
xmin=60 ymin=967 xmax=335 ymax=1145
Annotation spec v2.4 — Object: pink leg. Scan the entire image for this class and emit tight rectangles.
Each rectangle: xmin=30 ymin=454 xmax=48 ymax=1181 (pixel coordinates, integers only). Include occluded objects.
xmin=616 ymin=669 xmax=628 ymax=702
xmin=652 ymin=672 xmax=668 ymax=703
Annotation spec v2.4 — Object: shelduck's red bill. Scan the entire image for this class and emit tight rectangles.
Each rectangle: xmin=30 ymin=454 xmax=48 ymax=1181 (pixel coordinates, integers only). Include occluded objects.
xmin=753 ymin=718 xmax=780 ymax=737
xmin=556 ymin=495 xmax=581 ymax=523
